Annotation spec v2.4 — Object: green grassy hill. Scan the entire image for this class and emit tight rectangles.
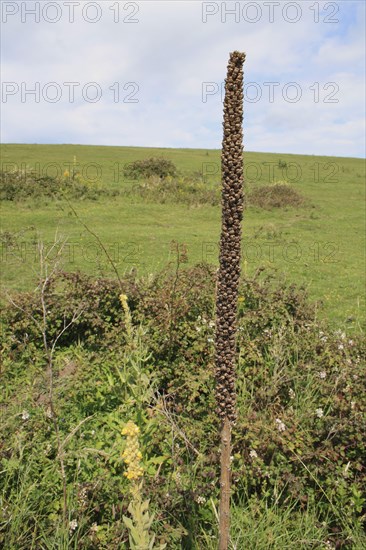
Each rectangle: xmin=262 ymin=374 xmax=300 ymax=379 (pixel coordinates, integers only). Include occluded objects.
xmin=1 ymin=143 xmax=365 ymax=548
xmin=1 ymin=143 xmax=365 ymax=330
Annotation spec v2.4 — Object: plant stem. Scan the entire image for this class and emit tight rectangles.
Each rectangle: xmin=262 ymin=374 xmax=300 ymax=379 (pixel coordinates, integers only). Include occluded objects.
xmin=219 ymin=417 xmax=232 ymax=550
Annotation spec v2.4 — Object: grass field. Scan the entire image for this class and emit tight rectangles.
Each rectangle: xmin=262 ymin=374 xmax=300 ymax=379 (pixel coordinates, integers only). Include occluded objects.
xmin=1 ymin=143 xmax=365 ymax=330
xmin=1 ymin=143 xmax=365 ymax=548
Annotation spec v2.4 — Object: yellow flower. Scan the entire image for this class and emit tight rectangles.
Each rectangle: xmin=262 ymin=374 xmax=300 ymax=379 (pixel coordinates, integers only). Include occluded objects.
xmin=121 ymin=420 xmax=139 ymax=437
xmin=119 ymin=293 xmax=128 ymax=307
xmin=119 ymin=294 xmax=132 ymax=337
xmin=121 ymin=421 xmax=144 ymax=481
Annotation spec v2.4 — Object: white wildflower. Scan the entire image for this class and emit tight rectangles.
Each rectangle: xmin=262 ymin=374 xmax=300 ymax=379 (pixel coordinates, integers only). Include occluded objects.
xmin=315 ymin=408 xmax=324 ymax=418
xmin=289 ymin=388 xmax=295 ymax=399
xmin=69 ymin=519 xmax=78 ymax=532
xmin=338 ymin=343 xmax=344 ymax=350
xmin=196 ymin=495 xmax=206 ymax=505
xmin=318 ymin=371 xmax=327 ymax=380
xmin=275 ymin=418 xmax=286 ymax=432
xmin=21 ymin=410 xmax=30 ymax=421
xmin=78 ymin=487 xmax=88 ymax=506
xmin=249 ymin=449 xmax=258 ymax=459
xmin=207 ymin=337 xmax=214 ymax=343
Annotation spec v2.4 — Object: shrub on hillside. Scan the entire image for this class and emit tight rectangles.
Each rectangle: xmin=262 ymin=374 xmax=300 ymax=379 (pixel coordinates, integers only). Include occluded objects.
xmin=248 ymin=182 xmax=306 ymax=209
xmin=123 ymin=157 xmax=178 ymax=180
xmin=0 ymin=169 xmax=118 ymax=201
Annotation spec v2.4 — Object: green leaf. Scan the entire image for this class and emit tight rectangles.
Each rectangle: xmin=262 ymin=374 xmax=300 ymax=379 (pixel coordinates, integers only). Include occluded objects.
xmin=122 ymin=515 xmax=134 ymax=531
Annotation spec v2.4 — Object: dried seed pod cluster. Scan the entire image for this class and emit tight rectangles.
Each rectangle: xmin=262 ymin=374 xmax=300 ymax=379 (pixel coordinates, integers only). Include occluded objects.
xmin=215 ymin=51 xmax=245 ymax=422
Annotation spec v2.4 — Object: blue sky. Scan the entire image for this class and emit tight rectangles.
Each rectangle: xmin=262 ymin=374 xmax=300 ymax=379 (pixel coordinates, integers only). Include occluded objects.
xmin=1 ymin=0 xmax=365 ymax=157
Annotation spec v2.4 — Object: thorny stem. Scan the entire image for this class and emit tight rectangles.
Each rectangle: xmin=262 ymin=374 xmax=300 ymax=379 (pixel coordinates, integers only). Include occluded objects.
xmin=167 ymin=241 xmax=187 ymax=363
xmin=65 ymin=198 xmax=124 ymax=290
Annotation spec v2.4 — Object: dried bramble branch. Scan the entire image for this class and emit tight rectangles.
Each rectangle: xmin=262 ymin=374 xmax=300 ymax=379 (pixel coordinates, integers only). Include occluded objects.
xmin=214 ymin=50 xmax=246 ymax=550
xmin=64 ymin=198 xmax=124 ymax=290
xmin=6 ymin=237 xmax=88 ymax=528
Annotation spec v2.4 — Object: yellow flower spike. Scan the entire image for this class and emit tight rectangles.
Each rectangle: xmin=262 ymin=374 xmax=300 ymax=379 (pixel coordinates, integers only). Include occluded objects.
xmin=121 ymin=429 xmax=165 ymax=550
xmin=119 ymin=293 xmax=128 ymax=308
xmin=121 ymin=421 xmax=144 ymax=482
xmin=119 ymin=294 xmax=133 ymax=338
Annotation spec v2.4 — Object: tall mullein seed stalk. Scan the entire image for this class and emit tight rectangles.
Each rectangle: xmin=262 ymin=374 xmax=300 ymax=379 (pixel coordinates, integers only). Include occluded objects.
xmin=214 ymin=50 xmax=245 ymax=550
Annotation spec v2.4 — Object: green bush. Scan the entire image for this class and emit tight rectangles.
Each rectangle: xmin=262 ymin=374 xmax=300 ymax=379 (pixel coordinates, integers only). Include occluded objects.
xmin=0 ymin=169 xmax=119 ymax=201
xmin=1 ymin=263 xmax=365 ymax=548
xmin=123 ymin=157 xmax=178 ymax=180
xmin=248 ymin=182 xmax=306 ymax=209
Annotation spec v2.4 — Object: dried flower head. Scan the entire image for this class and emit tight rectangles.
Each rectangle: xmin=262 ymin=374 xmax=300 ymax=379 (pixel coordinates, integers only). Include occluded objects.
xmin=214 ymin=50 xmax=246 ymax=422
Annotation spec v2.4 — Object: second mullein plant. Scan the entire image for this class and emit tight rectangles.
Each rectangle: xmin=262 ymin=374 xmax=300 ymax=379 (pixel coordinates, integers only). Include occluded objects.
xmin=120 ymin=295 xmax=166 ymax=550
xmin=214 ymin=51 xmax=246 ymax=550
